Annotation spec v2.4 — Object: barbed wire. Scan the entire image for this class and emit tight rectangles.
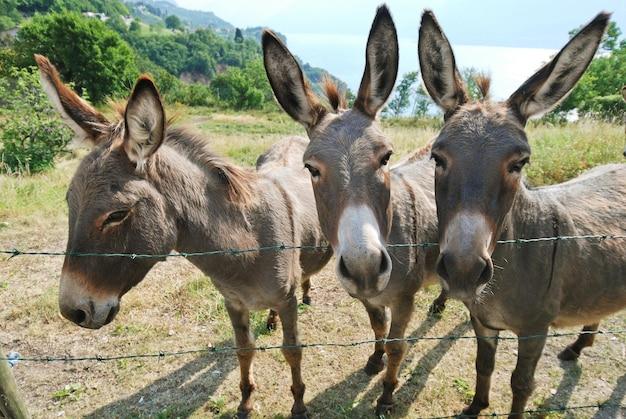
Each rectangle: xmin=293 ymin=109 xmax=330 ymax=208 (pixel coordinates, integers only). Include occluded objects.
xmin=1 ymin=234 xmax=624 ymax=259
xmin=1 ymin=329 xmax=624 ymax=363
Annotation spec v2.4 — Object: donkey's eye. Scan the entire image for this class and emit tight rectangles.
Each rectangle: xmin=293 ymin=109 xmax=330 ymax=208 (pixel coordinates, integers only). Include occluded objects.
xmin=380 ymin=151 xmax=392 ymax=167
xmin=103 ymin=210 xmax=130 ymax=227
xmin=509 ymin=158 xmax=530 ymax=173
xmin=431 ymin=153 xmax=446 ymax=169
xmin=304 ymin=163 xmax=320 ymax=178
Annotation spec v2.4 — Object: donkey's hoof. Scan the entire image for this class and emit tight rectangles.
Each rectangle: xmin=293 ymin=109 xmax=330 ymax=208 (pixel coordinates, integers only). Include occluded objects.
xmin=460 ymin=400 xmax=488 ymax=417
xmin=375 ymin=402 xmax=393 ymax=417
xmin=266 ymin=319 xmax=278 ymax=331
xmin=557 ymin=346 xmax=580 ymax=361
xmin=291 ymin=411 xmax=309 ymax=419
xmin=427 ymin=301 xmax=446 ymax=318
xmin=364 ymin=358 xmax=385 ymax=376
xmin=236 ymin=409 xmax=251 ymax=419
xmin=302 ymin=295 xmax=311 ymax=305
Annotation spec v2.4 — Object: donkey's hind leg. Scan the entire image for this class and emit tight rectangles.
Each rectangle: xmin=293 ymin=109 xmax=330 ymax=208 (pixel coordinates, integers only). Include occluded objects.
xmin=558 ymin=323 xmax=600 ymax=361
xmin=225 ymin=302 xmax=257 ymax=418
xmin=301 ymin=276 xmax=312 ymax=305
xmin=428 ymin=288 xmax=448 ymax=317
xmin=278 ymin=294 xmax=308 ymax=418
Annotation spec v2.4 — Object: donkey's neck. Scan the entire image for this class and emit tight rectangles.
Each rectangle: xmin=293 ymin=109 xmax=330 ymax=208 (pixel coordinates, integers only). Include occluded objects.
xmin=151 ymin=137 xmax=260 ymax=262
xmin=505 ymin=182 xmax=560 ymax=239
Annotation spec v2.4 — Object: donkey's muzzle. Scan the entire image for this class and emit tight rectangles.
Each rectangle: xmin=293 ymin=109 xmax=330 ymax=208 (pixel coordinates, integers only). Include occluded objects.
xmin=336 ymin=247 xmax=392 ymax=298
xmin=59 ymin=295 xmax=120 ymax=329
xmin=436 ymin=251 xmax=493 ymax=299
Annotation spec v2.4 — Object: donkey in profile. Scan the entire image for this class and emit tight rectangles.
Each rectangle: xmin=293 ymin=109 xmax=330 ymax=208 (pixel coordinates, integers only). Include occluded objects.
xmin=419 ymin=11 xmax=625 ymax=417
xmin=35 ymin=55 xmax=331 ymax=418
xmin=263 ymin=5 xmax=447 ymax=414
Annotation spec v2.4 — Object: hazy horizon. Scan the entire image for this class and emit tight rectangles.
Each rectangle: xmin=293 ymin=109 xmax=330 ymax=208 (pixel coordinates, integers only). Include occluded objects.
xmin=174 ymin=1 xmax=625 ymax=99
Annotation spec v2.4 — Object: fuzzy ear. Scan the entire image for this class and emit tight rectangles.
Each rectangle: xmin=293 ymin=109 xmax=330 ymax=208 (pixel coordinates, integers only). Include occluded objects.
xmin=34 ymin=54 xmax=109 ymax=143
xmin=418 ymin=10 xmax=468 ymax=118
xmin=123 ymin=77 xmax=165 ymax=170
xmin=507 ymin=12 xmax=610 ymax=124
xmin=353 ymin=5 xmax=399 ymax=118
xmin=262 ymin=30 xmax=326 ymax=129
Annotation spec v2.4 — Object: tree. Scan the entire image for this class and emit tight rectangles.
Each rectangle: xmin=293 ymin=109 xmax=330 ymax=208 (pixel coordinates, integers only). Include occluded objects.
xmin=386 ymin=71 xmax=418 ymax=116
xmin=211 ymin=58 xmax=271 ymax=109
xmin=129 ymin=19 xmax=140 ymax=33
xmin=412 ymin=84 xmax=431 ymax=117
xmin=13 ymin=12 xmax=137 ymax=103
xmin=558 ymin=21 xmax=626 ymax=119
xmin=164 ymin=14 xmax=183 ymax=31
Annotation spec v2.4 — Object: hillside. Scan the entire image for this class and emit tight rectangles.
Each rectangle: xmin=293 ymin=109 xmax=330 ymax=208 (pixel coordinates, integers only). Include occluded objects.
xmin=126 ymin=1 xmax=233 ymax=31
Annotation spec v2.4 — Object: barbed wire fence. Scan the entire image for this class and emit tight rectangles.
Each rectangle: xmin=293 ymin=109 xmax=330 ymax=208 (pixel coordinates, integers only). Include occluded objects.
xmin=2 ymin=233 xmax=625 ymax=417
xmin=2 ymin=233 xmax=624 ymax=259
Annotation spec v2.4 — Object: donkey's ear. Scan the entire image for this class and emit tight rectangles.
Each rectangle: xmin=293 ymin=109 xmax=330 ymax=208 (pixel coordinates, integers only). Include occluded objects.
xmin=418 ymin=10 xmax=468 ymax=118
xmin=507 ymin=12 xmax=610 ymax=124
xmin=123 ymin=77 xmax=165 ymax=170
xmin=354 ymin=5 xmax=399 ymax=118
xmin=262 ymin=30 xmax=326 ymax=129
xmin=34 ymin=54 xmax=109 ymax=143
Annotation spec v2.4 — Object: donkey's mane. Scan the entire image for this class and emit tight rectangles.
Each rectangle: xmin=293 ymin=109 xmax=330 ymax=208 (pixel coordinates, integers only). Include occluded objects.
xmin=165 ymin=127 xmax=256 ymax=205
xmin=105 ymin=105 xmax=255 ymax=206
xmin=322 ymin=77 xmax=347 ymax=112
xmin=473 ymin=74 xmax=491 ymax=100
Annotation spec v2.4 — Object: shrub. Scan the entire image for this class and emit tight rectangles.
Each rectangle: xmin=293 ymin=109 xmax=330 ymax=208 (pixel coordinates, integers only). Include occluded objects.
xmin=0 ymin=66 xmax=72 ymax=174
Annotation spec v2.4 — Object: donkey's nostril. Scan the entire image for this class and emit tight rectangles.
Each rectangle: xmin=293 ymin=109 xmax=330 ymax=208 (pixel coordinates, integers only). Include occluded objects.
xmin=70 ymin=308 xmax=87 ymax=325
xmin=339 ymin=256 xmax=352 ymax=279
xmin=379 ymin=253 xmax=388 ymax=274
xmin=437 ymin=253 xmax=450 ymax=281
xmin=477 ymin=258 xmax=493 ymax=285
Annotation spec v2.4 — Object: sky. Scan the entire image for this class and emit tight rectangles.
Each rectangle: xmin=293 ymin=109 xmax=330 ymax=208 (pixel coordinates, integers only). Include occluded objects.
xmin=176 ymin=0 xmax=626 ymax=99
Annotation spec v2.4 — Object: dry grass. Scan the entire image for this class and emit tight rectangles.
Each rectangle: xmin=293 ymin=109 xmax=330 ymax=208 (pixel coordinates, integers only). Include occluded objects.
xmin=0 ymin=111 xmax=624 ymax=418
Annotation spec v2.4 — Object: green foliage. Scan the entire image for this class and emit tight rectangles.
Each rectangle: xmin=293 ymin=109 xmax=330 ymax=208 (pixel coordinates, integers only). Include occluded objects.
xmin=14 ymin=12 xmax=138 ymax=103
xmin=0 ymin=0 xmax=21 ymax=30
xmin=164 ymin=14 xmax=182 ymax=31
xmin=0 ymin=66 xmax=72 ymax=174
xmin=211 ymin=58 xmax=272 ymax=110
xmin=387 ymin=71 xmax=419 ymax=116
xmin=16 ymin=0 xmax=128 ymax=16
xmin=558 ymin=21 xmax=626 ymax=120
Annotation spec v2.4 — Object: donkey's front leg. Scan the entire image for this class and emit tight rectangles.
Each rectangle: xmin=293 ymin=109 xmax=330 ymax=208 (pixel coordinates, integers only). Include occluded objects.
xmin=362 ymin=300 xmax=389 ymax=375
xmin=509 ymin=329 xmax=548 ymax=419
xmin=225 ymin=302 xmax=257 ymax=418
xmin=375 ymin=296 xmax=414 ymax=416
xmin=461 ymin=315 xmax=499 ymax=416
xmin=558 ymin=323 xmax=599 ymax=361
xmin=278 ymin=294 xmax=307 ymax=419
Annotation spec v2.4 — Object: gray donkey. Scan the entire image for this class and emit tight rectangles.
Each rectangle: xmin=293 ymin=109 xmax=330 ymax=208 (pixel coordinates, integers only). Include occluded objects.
xmin=35 ymin=55 xmax=331 ymax=418
xmin=263 ymin=5 xmax=447 ymax=415
xmin=419 ymin=10 xmax=625 ymax=417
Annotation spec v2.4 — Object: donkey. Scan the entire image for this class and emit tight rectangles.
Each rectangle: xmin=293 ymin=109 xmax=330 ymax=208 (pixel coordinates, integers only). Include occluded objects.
xmin=35 ymin=55 xmax=332 ymax=418
xmin=418 ymin=11 xmax=625 ymax=417
xmin=263 ymin=5 xmax=447 ymax=414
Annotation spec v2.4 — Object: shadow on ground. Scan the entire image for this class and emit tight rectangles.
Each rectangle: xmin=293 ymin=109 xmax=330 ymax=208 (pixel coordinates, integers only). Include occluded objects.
xmin=306 ymin=312 xmax=470 ymax=418
xmin=84 ymin=339 xmax=237 ymax=418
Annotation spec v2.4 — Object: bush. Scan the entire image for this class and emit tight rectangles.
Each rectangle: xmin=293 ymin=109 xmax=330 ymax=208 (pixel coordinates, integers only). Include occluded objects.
xmin=210 ymin=59 xmax=271 ymax=110
xmin=13 ymin=12 xmax=138 ymax=103
xmin=0 ymin=66 xmax=72 ymax=174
